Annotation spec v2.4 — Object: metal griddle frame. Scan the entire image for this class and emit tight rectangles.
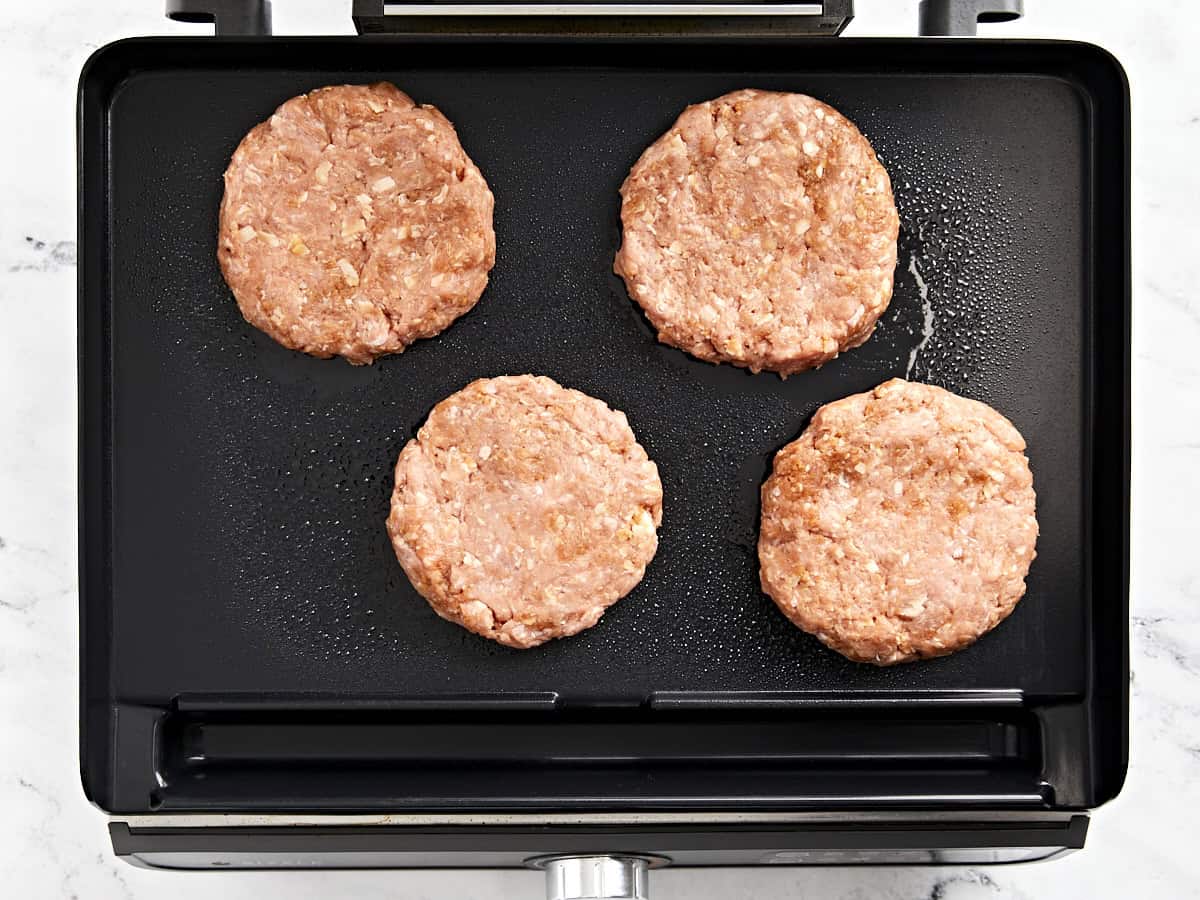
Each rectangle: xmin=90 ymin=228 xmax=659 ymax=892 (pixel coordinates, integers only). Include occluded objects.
xmin=80 ymin=0 xmax=1130 ymax=892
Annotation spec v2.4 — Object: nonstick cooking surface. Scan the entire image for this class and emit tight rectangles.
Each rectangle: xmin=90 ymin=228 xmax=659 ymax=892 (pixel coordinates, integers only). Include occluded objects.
xmin=95 ymin=41 xmax=1099 ymax=705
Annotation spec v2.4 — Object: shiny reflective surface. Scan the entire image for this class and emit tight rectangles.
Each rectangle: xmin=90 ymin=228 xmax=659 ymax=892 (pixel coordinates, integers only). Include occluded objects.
xmin=541 ymin=856 xmax=654 ymax=900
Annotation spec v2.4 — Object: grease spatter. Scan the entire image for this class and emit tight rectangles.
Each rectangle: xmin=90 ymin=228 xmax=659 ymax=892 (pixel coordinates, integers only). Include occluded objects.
xmin=905 ymin=254 xmax=935 ymax=378
xmin=9 ymin=236 xmax=76 ymax=272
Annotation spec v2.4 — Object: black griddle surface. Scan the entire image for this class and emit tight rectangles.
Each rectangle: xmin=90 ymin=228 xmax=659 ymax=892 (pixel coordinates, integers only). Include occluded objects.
xmin=99 ymin=50 xmax=1091 ymax=703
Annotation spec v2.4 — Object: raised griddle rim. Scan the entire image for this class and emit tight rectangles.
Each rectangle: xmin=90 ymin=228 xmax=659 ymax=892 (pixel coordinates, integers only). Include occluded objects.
xmin=77 ymin=36 xmax=1130 ymax=815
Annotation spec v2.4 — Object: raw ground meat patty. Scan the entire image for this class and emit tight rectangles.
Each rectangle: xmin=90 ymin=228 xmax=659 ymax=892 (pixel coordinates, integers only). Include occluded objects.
xmin=219 ymin=82 xmax=495 ymax=364
xmin=758 ymin=379 xmax=1038 ymax=665
xmin=614 ymin=89 xmax=899 ymax=376
xmin=386 ymin=375 xmax=663 ymax=649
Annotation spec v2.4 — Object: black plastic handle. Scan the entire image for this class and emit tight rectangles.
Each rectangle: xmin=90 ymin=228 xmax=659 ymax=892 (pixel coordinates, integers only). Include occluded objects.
xmin=918 ymin=0 xmax=1023 ymax=36
xmin=166 ymin=0 xmax=272 ymax=35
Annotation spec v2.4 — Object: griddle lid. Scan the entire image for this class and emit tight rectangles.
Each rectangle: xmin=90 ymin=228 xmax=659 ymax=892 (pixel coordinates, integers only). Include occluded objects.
xmin=164 ymin=0 xmax=1027 ymax=39
xmin=351 ymin=0 xmax=853 ymax=36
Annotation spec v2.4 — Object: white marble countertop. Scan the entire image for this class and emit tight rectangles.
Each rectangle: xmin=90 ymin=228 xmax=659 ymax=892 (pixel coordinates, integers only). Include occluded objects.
xmin=1 ymin=0 xmax=1196 ymax=897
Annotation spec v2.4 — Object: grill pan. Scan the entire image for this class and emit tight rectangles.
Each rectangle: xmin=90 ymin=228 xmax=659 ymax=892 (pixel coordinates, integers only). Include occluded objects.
xmin=78 ymin=0 xmax=1130 ymax=876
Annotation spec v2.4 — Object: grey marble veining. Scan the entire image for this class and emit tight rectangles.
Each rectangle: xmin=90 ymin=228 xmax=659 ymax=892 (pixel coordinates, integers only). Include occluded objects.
xmin=1 ymin=0 xmax=1197 ymax=897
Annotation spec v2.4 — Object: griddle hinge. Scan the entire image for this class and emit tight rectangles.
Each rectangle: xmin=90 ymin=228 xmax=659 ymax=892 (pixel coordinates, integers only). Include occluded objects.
xmin=166 ymin=0 xmax=272 ymax=35
xmin=917 ymin=0 xmax=1023 ymax=36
